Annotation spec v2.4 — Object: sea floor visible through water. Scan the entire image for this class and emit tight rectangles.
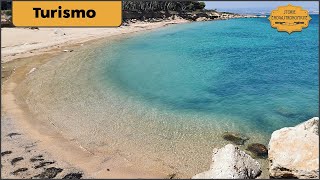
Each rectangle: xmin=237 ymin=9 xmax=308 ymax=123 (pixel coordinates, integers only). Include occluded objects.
xmin=12 ymin=17 xmax=319 ymax=178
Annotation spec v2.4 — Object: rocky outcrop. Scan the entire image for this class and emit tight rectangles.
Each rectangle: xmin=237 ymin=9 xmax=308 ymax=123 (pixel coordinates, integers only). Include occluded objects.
xmin=122 ymin=10 xmax=261 ymax=23
xmin=268 ymin=117 xmax=319 ymax=179
xmin=123 ymin=10 xmax=222 ymax=22
xmin=192 ymin=144 xmax=261 ymax=179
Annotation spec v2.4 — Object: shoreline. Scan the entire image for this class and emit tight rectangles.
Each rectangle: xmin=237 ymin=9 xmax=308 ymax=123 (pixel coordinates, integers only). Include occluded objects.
xmin=1 ymin=8 xmax=318 ymax=179
xmin=1 ymin=19 xmax=194 ymax=179
xmin=1 ymin=15 xmax=299 ymax=179
xmin=1 ymin=19 xmax=190 ymax=63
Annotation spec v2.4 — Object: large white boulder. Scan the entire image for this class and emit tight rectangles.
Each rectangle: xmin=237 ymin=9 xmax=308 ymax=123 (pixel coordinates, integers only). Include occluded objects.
xmin=192 ymin=144 xmax=261 ymax=179
xmin=268 ymin=117 xmax=319 ymax=179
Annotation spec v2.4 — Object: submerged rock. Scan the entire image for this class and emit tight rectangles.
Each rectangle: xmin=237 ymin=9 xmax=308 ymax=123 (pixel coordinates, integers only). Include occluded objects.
xmin=222 ymin=132 xmax=249 ymax=145
xmin=34 ymin=167 xmax=63 ymax=179
xmin=246 ymin=143 xmax=268 ymax=159
xmin=1 ymin=151 xmax=12 ymax=156
xmin=192 ymin=144 xmax=261 ymax=179
xmin=167 ymin=173 xmax=176 ymax=179
xmin=11 ymin=157 xmax=24 ymax=165
xmin=30 ymin=155 xmax=44 ymax=162
xmin=269 ymin=117 xmax=319 ymax=179
xmin=275 ymin=107 xmax=298 ymax=118
xmin=62 ymin=172 xmax=83 ymax=179
xmin=34 ymin=161 xmax=55 ymax=169
xmin=11 ymin=168 xmax=28 ymax=175
xmin=7 ymin=133 xmax=21 ymax=138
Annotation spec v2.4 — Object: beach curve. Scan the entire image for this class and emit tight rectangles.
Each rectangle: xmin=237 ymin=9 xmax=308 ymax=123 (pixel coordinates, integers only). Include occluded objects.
xmin=1 ymin=19 xmax=190 ymax=179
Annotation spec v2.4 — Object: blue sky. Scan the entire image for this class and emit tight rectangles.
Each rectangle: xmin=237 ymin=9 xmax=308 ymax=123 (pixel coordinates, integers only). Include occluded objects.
xmin=204 ymin=1 xmax=319 ymax=14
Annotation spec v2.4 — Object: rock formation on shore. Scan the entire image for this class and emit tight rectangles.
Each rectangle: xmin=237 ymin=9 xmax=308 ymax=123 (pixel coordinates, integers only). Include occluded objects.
xmin=268 ymin=117 xmax=319 ymax=179
xmin=193 ymin=117 xmax=319 ymax=179
xmin=122 ymin=1 xmax=264 ymax=24
xmin=192 ymin=144 xmax=261 ymax=179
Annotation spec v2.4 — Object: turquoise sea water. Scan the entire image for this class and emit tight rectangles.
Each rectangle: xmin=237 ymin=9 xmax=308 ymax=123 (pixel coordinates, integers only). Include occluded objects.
xmin=21 ymin=16 xmax=319 ymax=177
xmin=102 ymin=16 xmax=319 ymax=135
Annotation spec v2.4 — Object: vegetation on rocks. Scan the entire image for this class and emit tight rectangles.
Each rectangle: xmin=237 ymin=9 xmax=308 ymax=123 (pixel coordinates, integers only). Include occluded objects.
xmin=122 ymin=1 xmax=245 ymax=22
xmin=123 ymin=1 xmax=206 ymax=12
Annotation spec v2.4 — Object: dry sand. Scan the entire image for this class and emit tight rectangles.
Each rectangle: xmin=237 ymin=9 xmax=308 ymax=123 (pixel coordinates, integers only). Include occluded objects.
xmin=1 ymin=19 xmax=189 ymax=179
xmin=1 ymin=18 xmax=189 ymax=63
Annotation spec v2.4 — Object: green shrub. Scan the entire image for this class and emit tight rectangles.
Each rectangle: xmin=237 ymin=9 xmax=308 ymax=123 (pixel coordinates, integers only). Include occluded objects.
xmin=4 ymin=10 xmax=12 ymax=16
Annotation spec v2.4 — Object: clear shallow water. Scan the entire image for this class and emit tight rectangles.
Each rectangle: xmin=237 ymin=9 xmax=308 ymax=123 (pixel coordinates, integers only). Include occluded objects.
xmin=103 ymin=16 xmax=319 ymax=134
xmin=21 ymin=16 xmax=318 ymax=178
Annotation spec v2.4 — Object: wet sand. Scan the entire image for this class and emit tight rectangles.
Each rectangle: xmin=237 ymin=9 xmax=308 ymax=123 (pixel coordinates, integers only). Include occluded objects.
xmin=1 ymin=20 xmax=190 ymax=179
xmin=1 ymin=18 xmax=189 ymax=63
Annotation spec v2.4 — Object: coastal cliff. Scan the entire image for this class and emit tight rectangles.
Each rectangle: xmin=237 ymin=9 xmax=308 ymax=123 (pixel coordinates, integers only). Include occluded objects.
xmin=122 ymin=1 xmax=264 ymax=24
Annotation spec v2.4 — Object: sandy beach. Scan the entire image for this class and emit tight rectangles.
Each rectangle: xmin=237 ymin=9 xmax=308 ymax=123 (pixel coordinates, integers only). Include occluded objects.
xmin=2 ymin=0 xmax=319 ymax=178
xmin=1 ymin=18 xmax=189 ymax=63
xmin=1 ymin=19 xmax=189 ymax=179
xmin=2 ymin=12 xmax=317 ymax=179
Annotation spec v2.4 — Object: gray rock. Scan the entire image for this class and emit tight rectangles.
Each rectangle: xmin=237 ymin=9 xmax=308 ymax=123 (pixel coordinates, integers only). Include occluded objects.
xmin=268 ymin=117 xmax=319 ymax=179
xmin=192 ymin=144 xmax=261 ymax=179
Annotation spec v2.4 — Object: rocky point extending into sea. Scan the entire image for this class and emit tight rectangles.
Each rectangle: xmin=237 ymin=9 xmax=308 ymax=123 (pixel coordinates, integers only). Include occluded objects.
xmin=123 ymin=10 xmax=266 ymax=24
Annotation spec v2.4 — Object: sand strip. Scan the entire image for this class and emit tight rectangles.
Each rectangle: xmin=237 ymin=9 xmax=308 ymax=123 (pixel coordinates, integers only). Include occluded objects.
xmin=1 ymin=19 xmax=189 ymax=63
xmin=1 ymin=19 xmax=189 ymax=179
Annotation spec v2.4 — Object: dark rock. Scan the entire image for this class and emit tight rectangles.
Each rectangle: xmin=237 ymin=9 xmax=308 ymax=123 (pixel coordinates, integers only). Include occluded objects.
xmin=62 ymin=173 xmax=83 ymax=179
xmin=7 ymin=133 xmax=21 ymax=138
xmin=11 ymin=157 xmax=24 ymax=165
xmin=34 ymin=161 xmax=55 ymax=169
xmin=168 ymin=173 xmax=176 ymax=179
xmin=34 ymin=167 xmax=63 ymax=179
xmin=30 ymin=155 xmax=44 ymax=162
xmin=12 ymin=168 xmax=28 ymax=175
xmin=222 ymin=132 xmax=249 ymax=145
xmin=1 ymin=151 xmax=12 ymax=156
xmin=246 ymin=143 xmax=268 ymax=158
xmin=29 ymin=27 xmax=39 ymax=30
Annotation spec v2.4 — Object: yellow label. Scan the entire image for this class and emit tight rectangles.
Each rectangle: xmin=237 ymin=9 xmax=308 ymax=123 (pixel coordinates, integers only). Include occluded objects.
xmin=269 ymin=4 xmax=311 ymax=34
xmin=12 ymin=1 xmax=122 ymax=27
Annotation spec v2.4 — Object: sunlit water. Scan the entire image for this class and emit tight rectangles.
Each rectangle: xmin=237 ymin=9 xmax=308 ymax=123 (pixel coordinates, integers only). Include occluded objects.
xmin=21 ymin=16 xmax=318 ymax=177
